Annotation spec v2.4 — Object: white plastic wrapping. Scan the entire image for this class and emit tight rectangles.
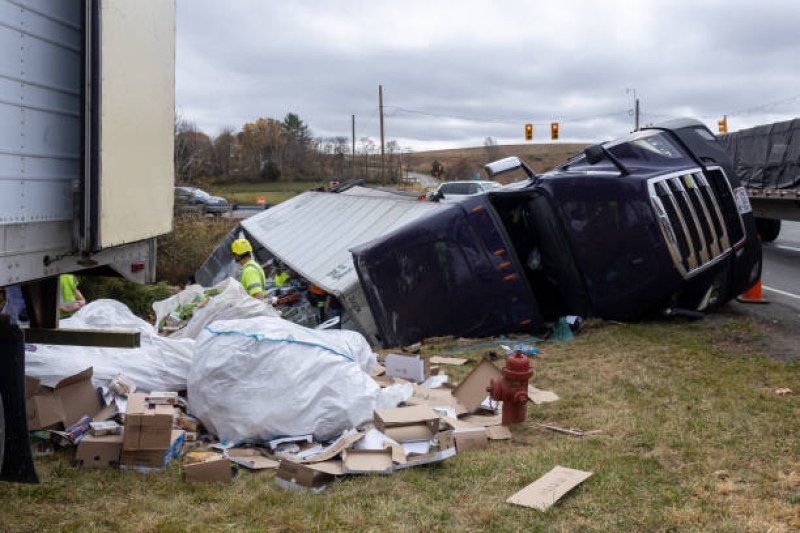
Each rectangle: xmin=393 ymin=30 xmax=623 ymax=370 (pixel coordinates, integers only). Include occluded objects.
xmin=25 ymin=300 xmax=194 ymax=392
xmin=153 ymin=277 xmax=280 ymax=340
xmin=188 ymin=316 xmax=395 ymax=441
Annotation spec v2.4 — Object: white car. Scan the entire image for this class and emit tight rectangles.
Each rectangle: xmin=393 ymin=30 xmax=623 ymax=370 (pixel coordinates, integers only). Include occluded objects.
xmin=431 ymin=180 xmax=502 ymax=202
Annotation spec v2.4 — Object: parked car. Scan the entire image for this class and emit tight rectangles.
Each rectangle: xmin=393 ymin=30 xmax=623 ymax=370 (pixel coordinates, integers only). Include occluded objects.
xmin=175 ymin=186 xmax=230 ymax=215
xmin=430 ymin=180 xmax=502 ymax=201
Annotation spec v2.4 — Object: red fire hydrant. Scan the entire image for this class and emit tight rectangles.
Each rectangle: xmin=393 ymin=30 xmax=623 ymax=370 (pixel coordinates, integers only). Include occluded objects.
xmin=487 ymin=351 xmax=533 ymax=425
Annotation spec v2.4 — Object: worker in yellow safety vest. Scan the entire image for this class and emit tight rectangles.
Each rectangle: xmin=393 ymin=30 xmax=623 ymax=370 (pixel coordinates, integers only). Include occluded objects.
xmin=231 ymin=238 xmax=266 ymax=299
xmin=59 ymin=273 xmax=86 ymax=318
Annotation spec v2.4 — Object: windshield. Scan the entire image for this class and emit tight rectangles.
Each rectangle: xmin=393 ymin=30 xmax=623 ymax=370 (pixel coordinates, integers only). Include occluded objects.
xmin=193 ymin=189 xmax=211 ymax=200
xmin=607 ymin=131 xmax=691 ymax=166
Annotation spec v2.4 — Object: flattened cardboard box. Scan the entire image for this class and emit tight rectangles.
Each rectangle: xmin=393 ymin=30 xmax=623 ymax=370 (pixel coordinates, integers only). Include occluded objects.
xmin=123 ymin=393 xmax=173 ymax=451
xmin=121 ymin=430 xmax=185 ymax=470
xmin=26 ymin=368 xmax=102 ymax=430
xmin=185 ymin=456 xmax=233 ymax=483
xmin=76 ymin=433 xmax=124 ymax=468
xmin=506 ymin=466 xmax=593 ymax=511
xmin=374 ymin=405 xmax=439 ymax=442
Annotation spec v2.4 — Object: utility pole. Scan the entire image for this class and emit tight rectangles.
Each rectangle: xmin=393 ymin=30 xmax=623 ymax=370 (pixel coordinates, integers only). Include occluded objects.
xmin=351 ymin=114 xmax=356 ymax=179
xmin=379 ymin=84 xmax=385 ymax=185
xmin=626 ymin=88 xmax=639 ymax=132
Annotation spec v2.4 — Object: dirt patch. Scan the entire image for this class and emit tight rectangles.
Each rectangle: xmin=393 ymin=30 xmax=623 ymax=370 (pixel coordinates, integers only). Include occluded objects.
xmin=707 ymin=300 xmax=800 ymax=361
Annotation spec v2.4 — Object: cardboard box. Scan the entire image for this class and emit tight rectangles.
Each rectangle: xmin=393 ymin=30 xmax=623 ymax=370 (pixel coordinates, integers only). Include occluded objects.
xmin=452 ymin=358 xmax=503 ymax=413
xmin=454 ymin=427 xmax=488 ymax=452
xmin=394 ymin=430 xmax=457 ymax=470
xmin=374 ymin=405 xmax=440 ymax=443
xmin=26 ymin=368 xmax=103 ymax=430
xmin=342 ymin=449 xmax=394 ymax=475
xmin=185 ymin=456 xmax=233 ymax=483
xmin=123 ymin=393 xmax=173 ymax=451
xmin=76 ymin=433 xmax=124 ymax=468
xmin=276 ymin=460 xmax=336 ymax=489
xmin=384 ymin=353 xmax=430 ymax=383
xmin=120 ymin=430 xmax=185 ymax=471
xmin=506 ymin=466 xmax=593 ymax=511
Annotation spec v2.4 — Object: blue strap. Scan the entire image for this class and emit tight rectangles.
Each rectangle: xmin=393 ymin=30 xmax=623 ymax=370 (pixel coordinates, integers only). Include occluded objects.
xmin=203 ymin=325 xmax=355 ymax=362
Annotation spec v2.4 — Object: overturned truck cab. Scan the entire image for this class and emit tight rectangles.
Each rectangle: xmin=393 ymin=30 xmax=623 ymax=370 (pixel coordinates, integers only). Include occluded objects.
xmin=353 ymin=119 xmax=762 ymax=347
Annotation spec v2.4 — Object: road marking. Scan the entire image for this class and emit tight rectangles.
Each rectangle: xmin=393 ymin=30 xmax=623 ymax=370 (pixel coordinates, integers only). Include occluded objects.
xmin=763 ymin=285 xmax=800 ymax=301
xmin=775 ymin=245 xmax=800 ymax=253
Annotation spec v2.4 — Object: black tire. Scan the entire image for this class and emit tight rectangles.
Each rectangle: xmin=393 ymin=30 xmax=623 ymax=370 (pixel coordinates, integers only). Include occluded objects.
xmin=755 ymin=217 xmax=781 ymax=242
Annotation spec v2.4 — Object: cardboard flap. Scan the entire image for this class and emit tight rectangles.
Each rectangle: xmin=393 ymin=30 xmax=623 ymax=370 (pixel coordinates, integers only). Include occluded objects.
xmin=383 ymin=425 xmax=435 ymax=443
xmin=453 ymin=359 xmax=502 ymax=413
xmin=25 ymin=376 xmax=42 ymax=399
xmin=375 ymin=405 xmax=438 ymax=427
xmin=54 ymin=367 xmax=94 ymax=389
xmin=506 ymin=466 xmax=593 ymax=511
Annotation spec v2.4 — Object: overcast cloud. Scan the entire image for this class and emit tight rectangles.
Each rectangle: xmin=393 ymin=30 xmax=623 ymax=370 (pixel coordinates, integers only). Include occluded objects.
xmin=176 ymin=0 xmax=800 ymax=151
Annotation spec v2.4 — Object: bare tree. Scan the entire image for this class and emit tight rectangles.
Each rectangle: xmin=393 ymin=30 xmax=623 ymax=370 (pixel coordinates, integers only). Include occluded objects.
xmin=174 ymin=116 xmax=212 ymax=183
xmin=484 ymin=136 xmax=501 ymax=163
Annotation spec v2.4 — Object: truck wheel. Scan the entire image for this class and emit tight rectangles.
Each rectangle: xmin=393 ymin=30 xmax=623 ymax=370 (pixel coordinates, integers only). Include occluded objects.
xmin=755 ymin=218 xmax=781 ymax=242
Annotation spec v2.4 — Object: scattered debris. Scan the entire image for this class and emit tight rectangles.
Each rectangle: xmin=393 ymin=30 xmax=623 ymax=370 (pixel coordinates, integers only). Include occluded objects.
xmin=429 ymin=356 xmax=468 ymax=366
xmin=538 ymin=424 xmax=603 ymax=437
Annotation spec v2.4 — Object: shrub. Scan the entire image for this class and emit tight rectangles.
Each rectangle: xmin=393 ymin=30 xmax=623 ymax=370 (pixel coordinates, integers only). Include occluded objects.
xmin=157 ymin=215 xmax=238 ymax=285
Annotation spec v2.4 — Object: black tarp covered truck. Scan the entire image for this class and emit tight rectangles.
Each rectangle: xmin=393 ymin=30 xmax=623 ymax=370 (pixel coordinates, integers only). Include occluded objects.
xmin=0 ymin=0 xmax=175 ymax=482
xmin=718 ymin=118 xmax=800 ymax=241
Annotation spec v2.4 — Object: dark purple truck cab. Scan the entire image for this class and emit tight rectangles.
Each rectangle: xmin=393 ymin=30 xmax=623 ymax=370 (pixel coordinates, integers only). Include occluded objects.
xmin=352 ymin=119 xmax=762 ymax=348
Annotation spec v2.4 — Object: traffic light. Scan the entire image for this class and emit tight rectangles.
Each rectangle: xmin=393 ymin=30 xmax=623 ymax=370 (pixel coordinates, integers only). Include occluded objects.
xmin=718 ymin=116 xmax=728 ymax=134
xmin=550 ymin=122 xmax=559 ymax=141
xmin=524 ymin=123 xmax=533 ymax=141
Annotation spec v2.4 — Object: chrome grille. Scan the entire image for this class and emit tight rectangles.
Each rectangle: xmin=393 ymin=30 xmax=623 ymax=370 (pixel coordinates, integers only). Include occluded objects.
xmin=649 ymin=170 xmax=731 ymax=277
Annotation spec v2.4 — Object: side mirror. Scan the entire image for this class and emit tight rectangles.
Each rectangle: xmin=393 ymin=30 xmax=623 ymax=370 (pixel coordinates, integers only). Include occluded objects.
xmin=584 ymin=145 xmax=605 ymax=165
xmin=484 ymin=156 xmax=537 ymax=180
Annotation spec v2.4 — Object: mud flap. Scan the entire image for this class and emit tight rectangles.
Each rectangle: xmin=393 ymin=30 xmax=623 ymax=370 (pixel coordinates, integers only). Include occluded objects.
xmin=0 ymin=315 xmax=38 ymax=483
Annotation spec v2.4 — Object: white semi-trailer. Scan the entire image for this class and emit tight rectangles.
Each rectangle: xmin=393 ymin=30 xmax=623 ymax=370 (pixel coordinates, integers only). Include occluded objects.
xmin=0 ymin=0 xmax=175 ymax=482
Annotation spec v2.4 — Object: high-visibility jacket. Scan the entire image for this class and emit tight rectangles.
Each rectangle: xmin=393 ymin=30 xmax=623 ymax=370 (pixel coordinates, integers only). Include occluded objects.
xmin=241 ymin=259 xmax=267 ymax=297
xmin=59 ymin=274 xmax=80 ymax=318
xmin=274 ymin=272 xmax=290 ymax=287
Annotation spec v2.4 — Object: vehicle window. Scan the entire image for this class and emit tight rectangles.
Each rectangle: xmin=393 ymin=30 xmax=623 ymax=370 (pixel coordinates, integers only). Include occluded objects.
xmin=608 ymin=131 xmax=690 ymax=165
xmin=465 ymin=183 xmax=479 ymax=194
xmin=193 ymin=190 xmax=211 ymax=200
xmin=439 ymin=183 xmax=454 ymax=194
xmin=482 ymin=182 xmax=501 ymax=191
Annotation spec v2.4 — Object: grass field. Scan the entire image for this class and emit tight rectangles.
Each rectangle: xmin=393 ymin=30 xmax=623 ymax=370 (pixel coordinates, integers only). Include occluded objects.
xmin=2 ymin=307 xmax=798 ymax=532
xmin=206 ymin=181 xmax=326 ymax=205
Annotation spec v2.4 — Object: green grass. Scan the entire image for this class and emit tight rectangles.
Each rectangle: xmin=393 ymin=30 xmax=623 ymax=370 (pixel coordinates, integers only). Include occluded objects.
xmin=206 ymin=181 xmax=326 ymax=205
xmin=1 ymin=314 xmax=798 ymax=531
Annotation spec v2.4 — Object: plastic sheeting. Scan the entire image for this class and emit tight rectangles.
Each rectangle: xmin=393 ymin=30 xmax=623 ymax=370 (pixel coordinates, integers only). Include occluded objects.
xmin=188 ymin=316 xmax=395 ymax=441
xmin=25 ymin=300 xmax=194 ymax=391
xmin=719 ymin=118 xmax=800 ymax=190
xmin=153 ymin=277 xmax=280 ymax=340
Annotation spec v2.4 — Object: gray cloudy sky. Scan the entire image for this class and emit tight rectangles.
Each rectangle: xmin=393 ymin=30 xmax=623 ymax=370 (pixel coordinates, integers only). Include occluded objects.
xmin=176 ymin=0 xmax=800 ymax=151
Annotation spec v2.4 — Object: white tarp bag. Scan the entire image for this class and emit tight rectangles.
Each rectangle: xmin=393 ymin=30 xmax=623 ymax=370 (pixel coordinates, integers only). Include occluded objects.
xmin=188 ymin=316 xmax=391 ymax=441
xmin=25 ymin=300 xmax=194 ymax=392
xmin=153 ymin=277 xmax=280 ymax=340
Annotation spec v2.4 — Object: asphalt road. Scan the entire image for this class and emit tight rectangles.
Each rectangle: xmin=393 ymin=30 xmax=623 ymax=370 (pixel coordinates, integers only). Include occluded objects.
xmin=760 ymin=220 xmax=800 ymax=311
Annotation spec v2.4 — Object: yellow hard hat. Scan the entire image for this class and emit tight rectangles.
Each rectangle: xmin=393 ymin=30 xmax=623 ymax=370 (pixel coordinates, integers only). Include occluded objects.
xmin=231 ymin=238 xmax=253 ymax=256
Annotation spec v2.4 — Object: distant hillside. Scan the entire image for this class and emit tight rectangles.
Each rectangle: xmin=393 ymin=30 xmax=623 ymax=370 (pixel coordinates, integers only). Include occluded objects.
xmin=406 ymin=142 xmax=588 ymax=183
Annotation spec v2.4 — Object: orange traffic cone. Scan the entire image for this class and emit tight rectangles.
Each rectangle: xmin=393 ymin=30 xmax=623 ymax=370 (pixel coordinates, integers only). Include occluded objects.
xmin=736 ymin=278 xmax=769 ymax=304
